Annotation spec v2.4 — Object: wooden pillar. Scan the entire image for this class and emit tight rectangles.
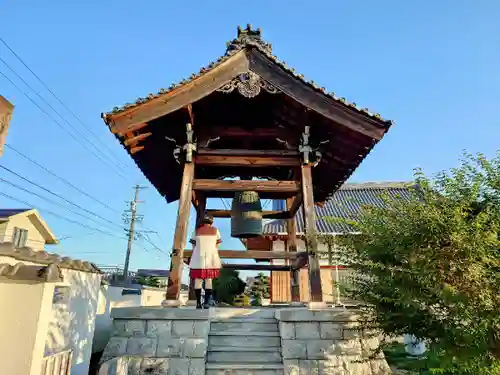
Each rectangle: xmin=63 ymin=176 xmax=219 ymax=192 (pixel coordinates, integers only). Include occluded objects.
xmin=164 ymin=162 xmax=194 ymax=304
xmin=188 ymin=193 xmax=207 ymax=302
xmin=301 ymin=164 xmax=323 ymax=304
xmin=286 ymin=197 xmax=301 ymax=303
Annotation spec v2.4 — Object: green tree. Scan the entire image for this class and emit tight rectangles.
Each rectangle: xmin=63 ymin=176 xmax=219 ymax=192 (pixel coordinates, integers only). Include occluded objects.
xmin=335 ymin=152 xmax=500 ymax=374
xmin=136 ymin=276 xmax=160 ymax=288
xmin=233 ymin=293 xmax=251 ymax=307
xmin=213 ymin=268 xmax=246 ymax=305
xmin=250 ymin=272 xmax=270 ymax=305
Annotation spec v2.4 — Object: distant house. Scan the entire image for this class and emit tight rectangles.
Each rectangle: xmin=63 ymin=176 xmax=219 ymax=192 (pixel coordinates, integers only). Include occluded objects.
xmin=0 ymin=208 xmax=58 ymax=251
xmin=136 ymin=269 xmax=170 ymax=287
xmin=250 ymin=182 xmax=414 ymax=303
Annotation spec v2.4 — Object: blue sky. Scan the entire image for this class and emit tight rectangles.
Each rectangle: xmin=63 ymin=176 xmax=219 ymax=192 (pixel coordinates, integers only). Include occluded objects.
xmin=1 ymin=1 xmax=499 ymax=281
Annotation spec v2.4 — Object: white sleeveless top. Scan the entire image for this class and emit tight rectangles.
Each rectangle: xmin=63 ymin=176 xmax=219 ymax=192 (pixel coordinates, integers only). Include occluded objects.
xmin=188 ymin=225 xmax=222 ymax=270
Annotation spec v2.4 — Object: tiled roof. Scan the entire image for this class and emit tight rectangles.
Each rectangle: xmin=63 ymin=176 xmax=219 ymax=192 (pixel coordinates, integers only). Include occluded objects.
xmin=103 ymin=25 xmax=391 ymax=125
xmin=0 ymin=242 xmax=102 ymax=274
xmin=0 ymin=208 xmax=30 ymax=218
xmin=0 ymin=262 xmax=63 ymax=282
xmin=263 ymin=182 xmax=415 ymax=234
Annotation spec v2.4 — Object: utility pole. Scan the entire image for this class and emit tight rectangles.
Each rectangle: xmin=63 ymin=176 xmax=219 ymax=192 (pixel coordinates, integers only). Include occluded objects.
xmin=122 ymin=184 xmax=146 ymax=280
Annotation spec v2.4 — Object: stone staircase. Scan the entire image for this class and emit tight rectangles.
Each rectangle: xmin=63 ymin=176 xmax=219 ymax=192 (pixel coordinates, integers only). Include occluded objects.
xmin=206 ymin=309 xmax=284 ymax=375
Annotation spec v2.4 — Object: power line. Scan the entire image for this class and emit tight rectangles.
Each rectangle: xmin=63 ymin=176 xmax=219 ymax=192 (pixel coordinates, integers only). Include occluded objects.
xmin=4 ymin=143 xmax=121 ymax=214
xmin=141 ymin=231 xmax=169 ymax=256
xmin=0 ymin=177 xmax=125 ymax=234
xmin=0 ymin=56 xmax=128 ymax=176
xmin=0 ymin=36 xmax=128 ymax=172
xmin=0 ymin=164 xmax=127 ymax=230
xmin=0 ymin=191 xmax=127 ymax=240
xmin=0 ymin=69 xmax=130 ymax=181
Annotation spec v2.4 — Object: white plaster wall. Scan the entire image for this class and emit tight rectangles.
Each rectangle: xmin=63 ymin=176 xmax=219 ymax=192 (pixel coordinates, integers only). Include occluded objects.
xmin=0 ymin=280 xmax=55 ymax=375
xmin=0 ymin=255 xmax=102 ymax=375
xmin=45 ymin=268 xmax=101 ymax=375
xmin=93 ymin=285 xmax=142 ymax=353
xmin=141 ymin=287 xmax=166 ymax=306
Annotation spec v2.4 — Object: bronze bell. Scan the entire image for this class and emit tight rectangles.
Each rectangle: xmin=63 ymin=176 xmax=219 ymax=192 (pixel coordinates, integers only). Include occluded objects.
xmin=231 ymin=191 xmax=263 ymax=238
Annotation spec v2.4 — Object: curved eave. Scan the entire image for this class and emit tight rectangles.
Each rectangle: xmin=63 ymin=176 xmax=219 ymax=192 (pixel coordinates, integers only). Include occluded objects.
xmin=102 ymin=46 xmax=392 ymax=136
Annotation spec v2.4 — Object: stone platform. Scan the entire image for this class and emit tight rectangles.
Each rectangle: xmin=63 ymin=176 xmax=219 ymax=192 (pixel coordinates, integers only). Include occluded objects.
xmin=99 ymin=306 xmax=392 ymax=375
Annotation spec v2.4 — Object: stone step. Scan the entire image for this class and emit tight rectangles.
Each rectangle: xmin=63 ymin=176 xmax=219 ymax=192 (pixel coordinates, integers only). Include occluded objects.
xmin=209 ymin=330 xmax=280 ymax=337
xmin=209 ymin=335 xmax=281 ymax=348
xmin=210 ymin=321 xmax=279 ymax=333
xmin=208 ymin=346 xmax=281 ymax=352
xmin=210 ymin=307 xmax=276 ymax=319
xmin=207 ymin=350 xmax=282 ymax=363
xmin=210 ymin=317 xmax=277 ymax=323
xmin=206 ymin=363 xmax=284 ymax=375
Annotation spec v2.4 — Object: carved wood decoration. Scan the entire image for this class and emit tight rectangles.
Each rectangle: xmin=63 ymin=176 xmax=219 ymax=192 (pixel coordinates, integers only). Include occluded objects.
xmin=217 ymin=71 xmax=280 ymax=98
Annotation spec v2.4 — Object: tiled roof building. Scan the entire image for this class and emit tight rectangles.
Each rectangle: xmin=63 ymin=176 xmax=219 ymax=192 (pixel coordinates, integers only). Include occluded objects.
xmin=267 ymin=182 xmax=414 ymax=235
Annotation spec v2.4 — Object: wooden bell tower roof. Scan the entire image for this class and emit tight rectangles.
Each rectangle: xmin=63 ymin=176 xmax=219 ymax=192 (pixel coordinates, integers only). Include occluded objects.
xmin=102 ymin=25 xmax=393 ymax=204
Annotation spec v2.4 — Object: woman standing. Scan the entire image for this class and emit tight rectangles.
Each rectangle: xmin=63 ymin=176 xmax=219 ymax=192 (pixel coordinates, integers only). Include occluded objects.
xmin=189 ymin=214 xmax=222 ymax=309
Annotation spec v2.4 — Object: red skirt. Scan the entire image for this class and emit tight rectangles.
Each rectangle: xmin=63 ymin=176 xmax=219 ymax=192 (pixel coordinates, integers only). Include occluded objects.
xmin=190 ymin=268 xmax=220 ymax=279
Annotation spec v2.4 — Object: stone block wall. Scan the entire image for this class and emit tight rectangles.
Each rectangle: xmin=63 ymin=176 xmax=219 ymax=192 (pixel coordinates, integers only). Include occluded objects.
xmin=100 ymin=307 xmax=210 ymax=375
xmin=275 ymin=308 xmax=392 ymax=375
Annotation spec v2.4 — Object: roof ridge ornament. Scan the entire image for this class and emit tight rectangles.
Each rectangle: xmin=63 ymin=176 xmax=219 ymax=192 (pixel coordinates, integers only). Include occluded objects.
xmin=225 ymin=24 xmax=273 ymax=55
xmin=217 ymin=71 xmax=280 ymax=98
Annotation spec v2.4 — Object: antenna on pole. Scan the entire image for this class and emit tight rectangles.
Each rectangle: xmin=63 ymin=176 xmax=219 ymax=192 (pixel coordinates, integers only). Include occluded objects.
xmin=122 ymin=184 xmax=147 ymax=281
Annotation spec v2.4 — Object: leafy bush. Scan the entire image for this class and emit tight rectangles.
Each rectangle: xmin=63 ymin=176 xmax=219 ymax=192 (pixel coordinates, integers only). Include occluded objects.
xmin=335 ymin=152 xmax=500 ymax=372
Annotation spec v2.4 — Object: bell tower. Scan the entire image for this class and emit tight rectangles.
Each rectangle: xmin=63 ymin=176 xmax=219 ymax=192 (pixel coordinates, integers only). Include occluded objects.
xmin=101 ymin=25 xmax=392 ymax=306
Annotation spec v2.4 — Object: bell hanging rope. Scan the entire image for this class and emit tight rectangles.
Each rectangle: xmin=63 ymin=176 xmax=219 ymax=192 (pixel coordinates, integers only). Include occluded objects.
xmin=230 ymin=191 xmax=263 ymax=238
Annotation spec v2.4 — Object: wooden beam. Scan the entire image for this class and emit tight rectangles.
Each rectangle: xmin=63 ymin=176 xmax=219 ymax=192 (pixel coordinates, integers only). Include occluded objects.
xmin=287 ymin=193 xmax=303 ymax=217
xmin=248 ymin=50 xmax=388 ymax=140
xmin=195 ymin=154 xmax=300 ymax=168
xmin=123 ymin=132 xmax=152 ymax=146
xmin=165 ymin=162 xmax=194 ymax=302
xmin=301 ymin=164 xmax=323 ymax=303
xmin=130 ymin=146 xmax=144 ymax=154
xmin=183 ymin=250 xmax=298 ymax=260
xmin=202 ymin=127 xmax=284 ymax=138
xmin=193 ymin=179 xmax=300 ymax=194
xmin=109 ymin=51 xmax=249 ymax=134
xmin=197 ymin=148 xmax=300 ymax=157
xmin=222 ymin=263 xmax=292 ymax=272
xmin=206 ymin=209 xmax=290 ymax=220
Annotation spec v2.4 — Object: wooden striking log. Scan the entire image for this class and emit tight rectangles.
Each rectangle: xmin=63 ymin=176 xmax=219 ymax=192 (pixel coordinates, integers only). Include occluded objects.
xmin=222 ymin=263 xmax=292 ymax=271
xmin=197 ymin=148 xmax=300 ymax=157
xmin=301 ymin=164 xmax=323 ymax=303
xmin=165 ymin=162 xmax=194 ymax=302
xmin=193 ymin=179 xmax=300 ymax=194
xmin=195 ymin=154 xmax=300 ymax=168
xmin=206 ymin=209 xmax=290 ymax=219
xmin=183 ymin=250 xmax=298 ymax=260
